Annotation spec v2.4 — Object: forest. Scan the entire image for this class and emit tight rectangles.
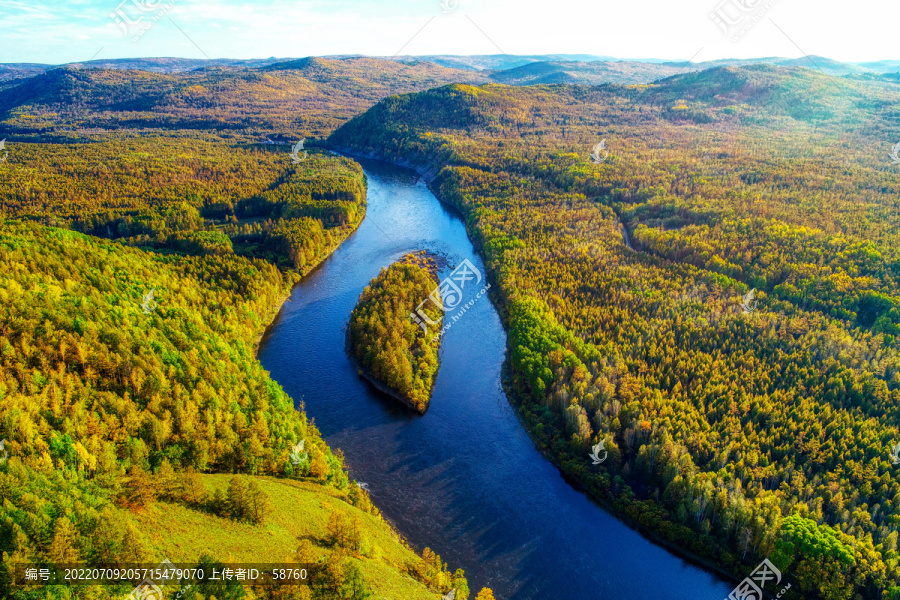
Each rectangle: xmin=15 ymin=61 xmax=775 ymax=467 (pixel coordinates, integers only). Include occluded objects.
xmin=328 ymin=66 xmax=900 ymax=599
xmin=0 ymin=136 xmax=367 ymax=273
xmin=2 ymin=51 xmax=898 ymax=599
xmin=0 ymin=58 xmax=487 ymax=139
xmin=0 ymin=207 xmax=486 ymax=599
xmin=0 ymin=130 xmax=481 ymax=597
xmin=347 ymin=253 xmax=443 ymax=413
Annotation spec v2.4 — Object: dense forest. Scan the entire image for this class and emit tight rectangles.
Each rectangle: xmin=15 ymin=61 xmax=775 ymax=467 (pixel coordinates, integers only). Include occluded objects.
xmin=0 ymin=136 xmax=367 ymax=273
xmin=0 ymin=122 xmax=476 ymax=597
xmin=2 ymin=52 xmax=898 ymax=599
xmin=347 ymin=253 xmax=443 ymax=413
xmin=0 ymin=213 xmax=477 ymax=599
xmin=329 ymin=66 xmax=900 ymax=599
xmin=0 ymin=58 xmax=486 ymax=139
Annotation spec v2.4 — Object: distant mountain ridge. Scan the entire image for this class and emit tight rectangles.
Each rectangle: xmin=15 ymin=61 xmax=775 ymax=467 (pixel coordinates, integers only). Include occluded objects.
xmin=3 ymin=53 xmax=898 ymax=80
xmin=0 ymin=56 xmax=486 ymax=137
xmin=0 ymin=55 xmax=896 ymax=139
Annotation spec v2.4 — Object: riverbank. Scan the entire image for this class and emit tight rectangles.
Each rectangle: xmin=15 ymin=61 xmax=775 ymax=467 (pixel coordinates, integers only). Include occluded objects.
xmin=349 ymin=348 xmax=428 ymax=414
xmin=345 ymin=313 xmax=429 ymax=415
xmin=498 ymin=357 xmax=741 ymax=589
xmin=252 ymin=192 xmax=368 ymax=357
xmin=327 ymin=144 xmax=443 ymax=182
xmin=325 ymin=146 xmax=746 ymax=594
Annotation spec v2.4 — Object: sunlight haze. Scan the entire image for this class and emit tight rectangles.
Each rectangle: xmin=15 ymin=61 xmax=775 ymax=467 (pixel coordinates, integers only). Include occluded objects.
xmin=0 ymin=0 xmax=891 ymax=65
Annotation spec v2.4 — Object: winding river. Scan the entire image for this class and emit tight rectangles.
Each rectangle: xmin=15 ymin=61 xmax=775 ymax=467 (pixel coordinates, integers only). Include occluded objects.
xmin=257 ymin=159 xmax=734 ymax=600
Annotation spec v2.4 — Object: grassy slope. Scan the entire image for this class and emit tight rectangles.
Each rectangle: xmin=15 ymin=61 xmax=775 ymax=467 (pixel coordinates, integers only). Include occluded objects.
xmin=128 ymin=475 xmax=438 ymax=600
xmin=0 ymin=219 xmax=440 ymax=599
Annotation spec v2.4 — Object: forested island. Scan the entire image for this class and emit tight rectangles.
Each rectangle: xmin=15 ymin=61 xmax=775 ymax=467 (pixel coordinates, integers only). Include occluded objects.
xmin=347 ymin=253 xmax=444 ymax=413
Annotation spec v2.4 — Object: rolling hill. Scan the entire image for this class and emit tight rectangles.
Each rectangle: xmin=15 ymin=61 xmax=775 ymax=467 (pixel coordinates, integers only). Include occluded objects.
xmin=1 ymin=54 xmax=896 ymax=141
xmin=0 ymin=57 xmax=486 ymax=138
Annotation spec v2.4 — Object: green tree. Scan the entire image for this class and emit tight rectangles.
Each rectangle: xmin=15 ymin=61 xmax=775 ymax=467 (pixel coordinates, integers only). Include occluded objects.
xmin=246 ymin=479 xmax=272 ymax=524
xmin=227 ymin=476 xmax=249 ymax=521
xmin=451 ymin=569 xmax=471 ymax=600
xmin=125 ymin=464 xmax=157 ymax=508
xmin=326 ymin=511 xmax=362 ymax=553
xmin=120 ymin=522 xmax=148 ymax=563
xmin=322 ymin=549 xmax=347 ymax=597
xmin=341 ymin=562 xmax=371 ymax=600
xmin=181 ymin=468 xmax=207 ymax=506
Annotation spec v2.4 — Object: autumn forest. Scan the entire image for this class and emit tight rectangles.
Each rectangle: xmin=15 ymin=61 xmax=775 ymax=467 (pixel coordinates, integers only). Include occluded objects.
xmin=1 ymin=47 xmax=899 ymax=600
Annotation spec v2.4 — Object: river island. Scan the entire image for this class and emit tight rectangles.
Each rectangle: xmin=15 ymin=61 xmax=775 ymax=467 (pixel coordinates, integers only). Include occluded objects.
xmin=347 ymin=252 xmax=444 ymax=413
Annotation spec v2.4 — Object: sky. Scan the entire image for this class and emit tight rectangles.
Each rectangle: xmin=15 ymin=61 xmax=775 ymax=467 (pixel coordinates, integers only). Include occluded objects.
xmin=0 ymin=0 xmax=894 ymax=66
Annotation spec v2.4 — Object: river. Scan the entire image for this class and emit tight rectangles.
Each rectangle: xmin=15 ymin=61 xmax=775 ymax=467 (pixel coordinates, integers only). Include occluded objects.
xmin=257 ymin=158 xmax=734 ymax=600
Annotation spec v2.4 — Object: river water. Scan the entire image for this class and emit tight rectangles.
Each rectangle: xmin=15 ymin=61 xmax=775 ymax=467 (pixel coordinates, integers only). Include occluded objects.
xmin=257 ymin=158 xmax=734 ymax=600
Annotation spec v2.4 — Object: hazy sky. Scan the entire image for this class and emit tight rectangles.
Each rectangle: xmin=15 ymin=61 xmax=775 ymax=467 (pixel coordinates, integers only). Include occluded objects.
xmin=1 ymin=0 xmax=894 ymax=65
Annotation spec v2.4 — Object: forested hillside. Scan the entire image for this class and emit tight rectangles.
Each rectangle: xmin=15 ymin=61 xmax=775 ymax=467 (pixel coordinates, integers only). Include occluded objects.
xmin=0 ymin=137 xmax=366 ymax=272
xmin=347 ymin=253 xmax=443 ymax=413
xmin=0 ymin=218 xmax=472 ymax=599
xmin=6 ymin=56 xmax=881 ymax=143
xmin=329 ymin=67 xmax=900 ymax=599
xmin=0 ymin=219 xmax=309 ymax=593
xmin=0 ymin=68 xmax=482 ymax=597
xmin=0 ymin=57 xmax=484 ymax=138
